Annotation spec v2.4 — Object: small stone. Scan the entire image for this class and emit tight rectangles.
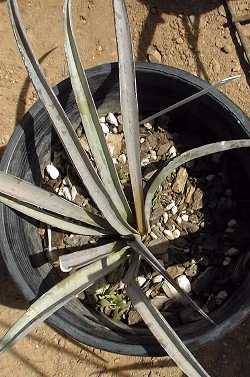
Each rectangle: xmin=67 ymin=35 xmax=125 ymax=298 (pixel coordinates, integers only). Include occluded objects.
xmin=163 ymin=229 xmax=175 ymax=240
xmin=151 ymin=295 xmax=169 ymax=310
xmin=181 ymin=214 xmax=189 ymax=222
xmin=63 ymin=186 xmax=72 ymax=201
xmin=166 ymin=201 xmax=175 ymax=211
xmin=169 ymin=145 xmax=177 ymax=158
xmin=112 ymin=158 xmax=118 ymax=164
xmin=118 ymin=153 xmax=127 ymax=164
xmin=173 ymin=167 xmax=188 ymax=193
xmin=150 ymin=150 xmax=157 ymax=160
xmin=108 ymin=143 xmax=115 ymax=157
xmin=157 ymin=143 xmax=170 ymax=157
xmin=227 ymin=219 xmax=237 ymax=227
xmin=140 ymin=138 xmax=145 ymax=144
xmin=106 ymin=112 xmax=118 ymax=127
xmin=46 ymin=164 xmax=60 ymax=180
xmin=141 ymin=158 xmax=150 ymax=166
xmin=173 ymin=229 xmax=181 ymax=239
xmin=192 ymin=188 xmax=203 ymax=210
xmin=101 ymin=123 xmax=109 ymax=134
xmin=71 ymin=186 xmax=77 ymax=201
xmin=177 ymin=275 xmax=191 ymax=293
xmin=176 ymin=216 xmax=182 ymax=225
xmin=225 ymin=247 xmax=239 ymax=257
xmin=185 ymin=184 xmax=195 ymax=204
xmin=144 ymin=122 xmax=153 ymax=130
xmin=166 ymin=265 xmax=185 ymax=279
xmin=171 ymin=205 xmax=178 ymax=215
xmin=128 ymin=310 xmax=141 ymax=325
xmin=163 ymin=212 xmax=169 ymax=223
xmin=99 ymin=116 xmax=106 ymax=123
xmin=138 ymin=276 xmax=146 ymax=287
xmin=162 ymin=281 xmax=178 ymax=299
xmin=112 ymin=126 xmax=118 ymax=134
xmin=152 ymin=275 xmax=164 ymax=284
xmin=185 ymin=263 xmax=198 ymax=277
xmin=147 ymin=47 xmax=162 ymax=63
xmin=106 ymin=134 xmax=123 ymax=157
xmin=222 ymin=256 xmax=231 ymax=266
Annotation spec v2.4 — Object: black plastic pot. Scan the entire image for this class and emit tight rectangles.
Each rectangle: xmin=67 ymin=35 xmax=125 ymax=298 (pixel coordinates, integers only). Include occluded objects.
xmin=1 ymin=63 xmax=250 ymax=357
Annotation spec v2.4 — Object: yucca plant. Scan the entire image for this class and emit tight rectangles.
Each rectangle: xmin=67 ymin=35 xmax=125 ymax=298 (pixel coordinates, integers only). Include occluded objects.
xmin=0 ymin=0 xmax=249 ymax=376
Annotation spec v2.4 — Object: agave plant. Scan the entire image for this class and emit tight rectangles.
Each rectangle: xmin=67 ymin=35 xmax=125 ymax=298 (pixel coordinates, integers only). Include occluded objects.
xmin=0 ymin=0 xmax=249 ymax=376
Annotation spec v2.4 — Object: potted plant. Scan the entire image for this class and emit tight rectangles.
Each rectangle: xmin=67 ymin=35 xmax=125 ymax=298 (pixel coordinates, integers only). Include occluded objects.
xmin=1 ymin=1 xmax=250 ymax=376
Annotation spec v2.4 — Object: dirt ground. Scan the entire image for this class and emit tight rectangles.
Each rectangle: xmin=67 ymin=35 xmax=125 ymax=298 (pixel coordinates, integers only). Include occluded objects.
xmin=1 ymin=0 xmax=250 ymax=376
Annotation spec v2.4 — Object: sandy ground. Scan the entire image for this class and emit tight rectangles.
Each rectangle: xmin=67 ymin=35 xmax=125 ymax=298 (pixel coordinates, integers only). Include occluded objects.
xmin=1 ymin=0 xmax=250 ymax=376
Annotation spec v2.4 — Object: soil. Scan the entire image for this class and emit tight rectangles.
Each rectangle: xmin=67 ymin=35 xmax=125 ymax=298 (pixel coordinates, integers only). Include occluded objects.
xmin=1 ymin=1 xmax=250 ymax=377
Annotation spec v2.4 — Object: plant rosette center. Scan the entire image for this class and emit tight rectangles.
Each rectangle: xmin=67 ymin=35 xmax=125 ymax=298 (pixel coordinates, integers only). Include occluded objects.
xmin=43 ymin=112 xmax=245 ymax=327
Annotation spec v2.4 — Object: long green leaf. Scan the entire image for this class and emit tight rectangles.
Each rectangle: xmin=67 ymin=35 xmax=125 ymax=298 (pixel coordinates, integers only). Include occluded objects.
xmin=113 ymin=0 xmax=146 ymax=234
xmin=127 ymin=280 xmax=210 ymax=377
xmin=0 ymin=194 xmax=105 ymax=236
xmin=0 ymin=250 xmax=127 ymax=353
xmin=128 ymin=235 xmax=214 ymax=324
xmin=64 ymin=0 xmax=132 ymax=222
xmin=7 ymin=0 xmax=135 ymax=236
xmin=145 ymin=139 xmax=250 ymax=227
xmin=0 ymin=172 xmax=109 ymax=231
xmin=59 ymin=240 xmax=128 ymax=272
xmin=139 ymin=75 xmax=240 ymax=125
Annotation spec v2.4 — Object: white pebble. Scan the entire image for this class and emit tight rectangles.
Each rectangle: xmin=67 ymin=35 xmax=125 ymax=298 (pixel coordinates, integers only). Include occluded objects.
xmin=108 ymin=143 xmax=115 ymax=157
xmin=150 ymin=150 xmax=157 ymax=160
xmin=163 ymin=229 xmax=174 ymax=240
xmin=112 ymin=126 xmax=118 ymax=134
xmin=141 ymin=158 xmax=150 ymax=166
xmin=150 ymin=231 xmax=158 ymax=240
xmin=227 ymin=219 xmax=237 ymax=227
xmin=181 ymin=214 xmax=189 ymax=222
xmin=140 ymin=138 xmax=145 ymax=144
xmin=100 ymin=122 xmax=109 ymax=134
xmin=46 ymin=164 xmax=59 ymax=180
xmin=144 ymin=122 xmax=153 ymax=130
xmin=118 ymin=154 xmax=127 ymax=164
xmin=71 ymin=186 xmax=77 ymax=201
xmin=163 ymin=212 xmax=169 ymax=223
xmin=176 ymin=216 xmax=182 ymax=225
xmin=173 ymin=229 xmax=181 ymax=239
xmin=63 ymin=186 xmax=72 ymax=201
xmin=171 ymin=205 xmax=178 ymax=215
xmin=225 ymin=247 xmax=239 ymax=257
xmin=112 ymin=158 xmax=118 ymax=165
xmin=169 ymin=145 xmax=177 ymax=158
xmin=222 ymin=256 xmax=231 ymax=266
xmin=200 ymin=221 xmax=205 ymax=228
xmin=152 ymin=275 xmax=164 ymax=284
xmin=99 ymin=116 xmax=106 ymax=123
xmin=166 ymin=201 xmax=175 ymax=211
xmin=137 ymin=276 xmax=146 ymax=287
xmin=177 ymin=275 xmax=191 ymax=293
xmin=106 ymin=112 xmax=118 ymax=127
